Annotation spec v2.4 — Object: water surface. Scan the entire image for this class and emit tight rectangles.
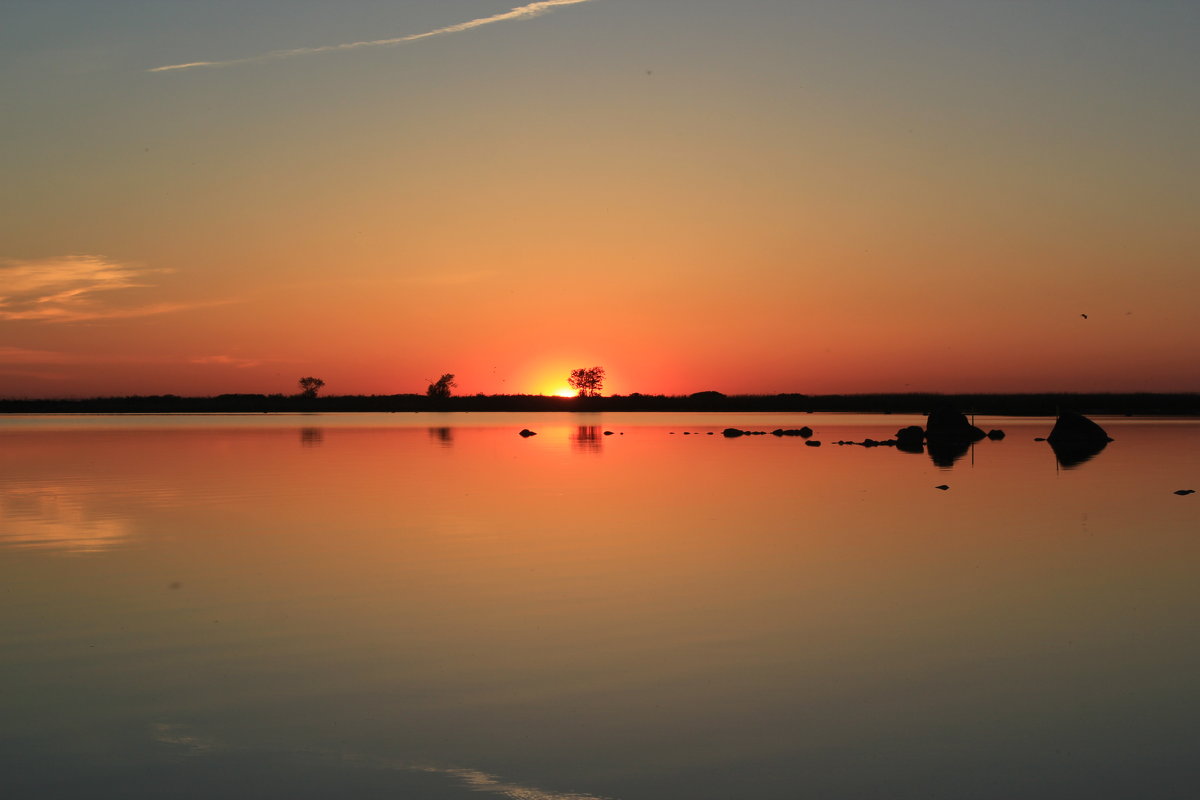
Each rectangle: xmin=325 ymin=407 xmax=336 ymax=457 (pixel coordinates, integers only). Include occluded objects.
xmin=1 ymin=414 xmax=1197 ymax=799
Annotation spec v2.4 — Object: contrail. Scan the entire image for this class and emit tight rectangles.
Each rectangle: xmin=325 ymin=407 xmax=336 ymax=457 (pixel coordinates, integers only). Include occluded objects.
xmin=149 ymin=0 xmax=595 ymax=72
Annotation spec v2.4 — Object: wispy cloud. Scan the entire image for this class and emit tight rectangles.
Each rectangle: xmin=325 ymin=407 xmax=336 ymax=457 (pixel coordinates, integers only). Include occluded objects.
xmin=410 ymin=764 xmax=611 ymax=800
xmin=149 ymin=0 xmax=596 ymax=72
xmin=190 ymin=355 xmax=264 ymax=369
xmin=0 ymin=255 xmax=232 ymax=323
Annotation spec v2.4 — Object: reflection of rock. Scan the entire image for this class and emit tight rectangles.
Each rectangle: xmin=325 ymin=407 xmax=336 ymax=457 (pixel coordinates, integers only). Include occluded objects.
xmin=1047 ymin=411 xmax=1112 ymax=468
xmin=1050 ymin=438 xmax=1108 ymax=468
xmin=927 ymin=438 xmax=971 ymax=468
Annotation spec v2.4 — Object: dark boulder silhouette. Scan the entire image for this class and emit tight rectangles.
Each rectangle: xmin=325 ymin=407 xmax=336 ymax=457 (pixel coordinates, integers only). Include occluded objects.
xmin=1174 ymin=489 xmax=1195 ymax=496
xmin=519 ymin=429 xmax=537 ymax=437
xmin=804 ymin=440 xmax=821 ymax=447
xmin=1047 ymin=411 xmax=1112 ymax=469
xmin=935 ymin=485 xmax=949 ymax=490
xmin=1047 ymin=411 xmax=1112 ymax=447
xmin=895 ymin=425 xmax=925 ymax=453
xmin=986 ymin=429 xmax=1006 ymax=440
xmin=722 ymin=428 xmax=745 ymax=438
xmin=924 ymin=407 xmax=986 ymax=443
xmin=770 ymin=427 xmax=814 ymax=437
xmin=923 ymin=407 xmax=984 ymax=467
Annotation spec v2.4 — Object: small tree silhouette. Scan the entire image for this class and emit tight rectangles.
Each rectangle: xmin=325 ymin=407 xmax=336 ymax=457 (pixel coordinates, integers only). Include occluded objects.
xmin=297 ymin=376 xmax=325 ymax=399
xmin=426 ymin=373 xmax=457 ymax=400
xmin=568 ymin=366 xmax=605 ymax=397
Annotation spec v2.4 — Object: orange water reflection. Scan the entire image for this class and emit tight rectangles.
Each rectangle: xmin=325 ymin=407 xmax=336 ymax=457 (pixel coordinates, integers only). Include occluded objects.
xmin=0 ymin=416 xmax=1197 ymax=799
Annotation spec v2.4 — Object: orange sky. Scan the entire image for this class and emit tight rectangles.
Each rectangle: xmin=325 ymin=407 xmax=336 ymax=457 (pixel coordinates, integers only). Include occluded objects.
xmin=3 ymin=1 xmax=1198 ymax=397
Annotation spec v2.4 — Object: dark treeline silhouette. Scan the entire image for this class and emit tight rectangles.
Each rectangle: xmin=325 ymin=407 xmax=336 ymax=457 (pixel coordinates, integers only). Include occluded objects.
xmin=1 ymin=392 xmax=1198 ymax=415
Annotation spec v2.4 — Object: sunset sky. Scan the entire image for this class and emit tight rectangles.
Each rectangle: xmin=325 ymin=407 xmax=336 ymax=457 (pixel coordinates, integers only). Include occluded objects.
xmin=3 ymin=0 xmax=1198 ymax=397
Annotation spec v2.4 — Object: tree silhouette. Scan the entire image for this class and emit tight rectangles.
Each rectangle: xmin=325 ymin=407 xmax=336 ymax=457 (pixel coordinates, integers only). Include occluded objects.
xmin=426 ymin=373 xmax=457 ymax=399
xmin=297 ymin=376 xmax=325 ymax=399
xmin=568 ymin=366 xmax=605 ymax=397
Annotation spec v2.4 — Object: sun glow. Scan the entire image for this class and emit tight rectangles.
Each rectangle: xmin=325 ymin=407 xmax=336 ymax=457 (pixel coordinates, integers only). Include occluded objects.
xmin=553 ymin=387 xmax=577 ymax=398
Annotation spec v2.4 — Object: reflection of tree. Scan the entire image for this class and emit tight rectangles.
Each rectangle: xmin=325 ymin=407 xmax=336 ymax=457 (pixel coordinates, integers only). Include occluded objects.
xmin=571 ymin=425 xmax=602 ymax=454
xmin=427 ymin=427 xmax=454 ymax=447
xmin=300 ymin=428 xmax=324 ymax=447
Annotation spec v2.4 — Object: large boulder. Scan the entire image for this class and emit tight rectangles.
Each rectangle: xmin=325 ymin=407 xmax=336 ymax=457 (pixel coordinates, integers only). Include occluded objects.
xmin=895 ymin=425 xmax=925 ymax=454
xmin=1046 ymin=411 xmax=1112 ymax=447
xmin=1047 ymin=411 xmax=1112 ymax=468
xmin=924 ymin=407 xmax=986 ymax=444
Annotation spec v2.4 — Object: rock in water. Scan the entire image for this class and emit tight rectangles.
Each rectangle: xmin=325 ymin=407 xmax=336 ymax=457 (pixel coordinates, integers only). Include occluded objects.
xmin=722 ymin=428 xmax=745 ymax=438
xmin=924 ymin=407 xmax=986 ymax=444
xmin=1046 ymin=411 xmax=1111 ymax=468
xmin=1174 ymin=489 xmax=1195 ymax=496
xmin=518 ymin=429 xmax=537 ymax=437
xmin=1047 ymin=411 xmax=1113 ymax=446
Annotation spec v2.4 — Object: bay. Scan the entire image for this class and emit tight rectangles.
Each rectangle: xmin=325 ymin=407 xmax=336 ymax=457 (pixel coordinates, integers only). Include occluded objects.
xmin=1 ymin=413 xmax=1197 ymax=799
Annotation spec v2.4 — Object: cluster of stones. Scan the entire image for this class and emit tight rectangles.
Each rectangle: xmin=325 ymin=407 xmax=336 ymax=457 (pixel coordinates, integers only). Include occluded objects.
xmin=833 ymin=437 xmax=907 ymax=447
xmin=722 ymin=426 xmax=814 ymax=438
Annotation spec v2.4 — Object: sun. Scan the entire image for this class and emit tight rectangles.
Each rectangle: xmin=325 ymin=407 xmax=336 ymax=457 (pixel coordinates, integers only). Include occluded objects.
xmin=553 ymin=387 xmax=577 ymax=398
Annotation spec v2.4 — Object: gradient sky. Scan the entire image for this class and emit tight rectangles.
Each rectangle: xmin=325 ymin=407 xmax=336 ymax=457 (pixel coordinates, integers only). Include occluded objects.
xmin=3 ymin=0 xmax=1198 ymax=397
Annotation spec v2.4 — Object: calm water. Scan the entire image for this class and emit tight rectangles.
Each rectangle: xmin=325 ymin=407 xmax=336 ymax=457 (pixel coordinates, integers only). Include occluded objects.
xmin=1 ymin=413 xmax=1197 ymax=799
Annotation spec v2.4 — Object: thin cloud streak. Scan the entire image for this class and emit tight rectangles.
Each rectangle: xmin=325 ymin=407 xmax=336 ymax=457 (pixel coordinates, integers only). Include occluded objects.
xmin=0 ymin=255 xmax=238 ymax=323
xmin=191 ymin=355 xmax=265 ymax=369
xmin=149 ymin=0 xmax=596 ymax=72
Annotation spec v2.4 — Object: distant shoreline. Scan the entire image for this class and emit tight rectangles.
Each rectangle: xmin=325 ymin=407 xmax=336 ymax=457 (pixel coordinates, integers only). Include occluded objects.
xmin=1 ymin=392 xmax=1197 ymax=416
